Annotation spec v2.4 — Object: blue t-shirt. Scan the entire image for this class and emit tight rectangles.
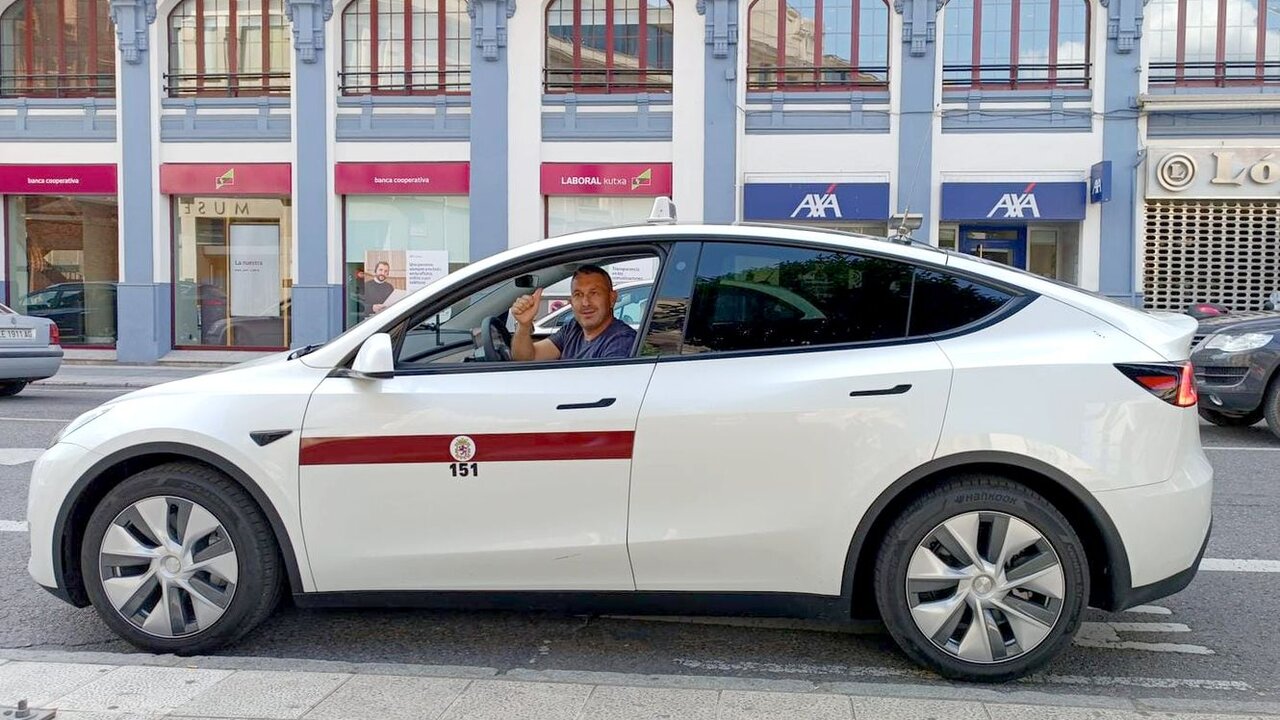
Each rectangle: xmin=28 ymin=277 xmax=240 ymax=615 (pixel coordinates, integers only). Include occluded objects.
xmin=549 ymin=318 xmax=637 ymax=360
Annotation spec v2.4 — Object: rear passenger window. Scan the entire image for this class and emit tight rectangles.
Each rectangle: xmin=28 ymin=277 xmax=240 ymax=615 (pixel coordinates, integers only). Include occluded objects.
xmin=683 ymin=242 xmax=912 ymax=354
xmin=908 ymin=269 xmax=1014 ymax=336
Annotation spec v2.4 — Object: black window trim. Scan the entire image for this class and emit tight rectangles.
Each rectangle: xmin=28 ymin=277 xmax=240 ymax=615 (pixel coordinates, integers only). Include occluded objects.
xmin=651 ymin=235 xmax=1037 ymax=364
xmin=342 ymin=239 xmax=675 ymax=378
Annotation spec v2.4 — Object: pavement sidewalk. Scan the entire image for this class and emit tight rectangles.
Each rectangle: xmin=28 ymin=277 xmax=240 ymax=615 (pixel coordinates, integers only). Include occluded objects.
xmin=0 ymin=651 xmax=1275 ymax=720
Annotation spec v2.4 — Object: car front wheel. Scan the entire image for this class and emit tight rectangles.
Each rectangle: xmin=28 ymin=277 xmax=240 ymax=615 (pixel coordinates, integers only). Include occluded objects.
xmin=874 ymin=476 xmax=1088 ymax=682
xmin=1199 ymin=407 xmax=1263 ymax=427
xmin=80 ymin=462 xmax=283 ymax=654
xmin=1264 ymin=379 xmax=1280 ymax=442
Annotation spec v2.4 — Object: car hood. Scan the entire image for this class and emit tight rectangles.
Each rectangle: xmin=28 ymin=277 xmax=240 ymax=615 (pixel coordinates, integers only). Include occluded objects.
xmin=1195 ymin=311 xmax=1280 ymax=335
xmin=112 ymin=350 xmax=317 ymax=402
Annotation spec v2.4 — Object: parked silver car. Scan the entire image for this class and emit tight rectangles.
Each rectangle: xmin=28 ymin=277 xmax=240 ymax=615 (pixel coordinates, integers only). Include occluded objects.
xmin=0 ymin=303 xmax=62 ymax=396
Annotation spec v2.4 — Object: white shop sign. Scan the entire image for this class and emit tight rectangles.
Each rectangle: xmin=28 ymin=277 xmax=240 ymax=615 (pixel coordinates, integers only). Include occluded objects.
xmin=1148 ymin=147 xmax=1280 ymax=199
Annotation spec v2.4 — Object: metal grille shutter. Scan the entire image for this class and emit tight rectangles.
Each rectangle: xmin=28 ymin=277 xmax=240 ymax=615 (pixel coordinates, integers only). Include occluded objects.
xmin=1143 ymin=199 xmax=1280 ymax=311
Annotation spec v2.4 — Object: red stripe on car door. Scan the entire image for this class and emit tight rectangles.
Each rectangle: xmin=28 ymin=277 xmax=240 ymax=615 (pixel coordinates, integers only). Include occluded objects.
xmin=299 ymin=431 xmax=635 ymax=465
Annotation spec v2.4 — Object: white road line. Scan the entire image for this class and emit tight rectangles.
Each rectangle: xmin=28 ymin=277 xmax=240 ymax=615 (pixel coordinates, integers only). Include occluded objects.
xmin=1075 ymin=622 xmax=1212 ymax=655
xmin=1026 ymin=674 xmax=1253 ymax=691
xmin=0 ymin=417 xmax=70 ymax=423
xmin=0 ymin=520 xmax=28 ymax=532
xmin=672 ymin=658 xmax=1252 ymax=691
xmin=1103 ymin=622 xmax=1190 ymax=633
xmin=1124 ymin=605 xmax=1173 ymax=615
xmin=1200 ymin=558 xmax=1280 ymax=573
xmin=0 ymin=448 xmax=44 ymax=465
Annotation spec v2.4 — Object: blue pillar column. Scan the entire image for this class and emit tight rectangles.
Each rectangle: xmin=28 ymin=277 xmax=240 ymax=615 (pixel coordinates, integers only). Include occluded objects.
xmin=286 ymin=0 xmax=341 ymax=346
xmin=468 ymin=0 xmax=515 ymax=260
xmin=894 ymin=0 xmax=942 ymax=242
xmin=110 ymin=0 xmax=167 ymax=362
xmin=698 ymin=0 xmax=738 ymax=223
xmin=1098 ymin=0 xmax=1146 ymax=304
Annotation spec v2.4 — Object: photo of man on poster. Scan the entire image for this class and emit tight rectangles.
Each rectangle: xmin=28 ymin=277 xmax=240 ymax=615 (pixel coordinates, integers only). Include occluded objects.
xmin=362 ymin=260 xmax=394 ymax=316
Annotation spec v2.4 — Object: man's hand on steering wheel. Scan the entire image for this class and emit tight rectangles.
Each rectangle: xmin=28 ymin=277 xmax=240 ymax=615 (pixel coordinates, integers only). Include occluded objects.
xmin=480 ymin=315 xmax=513 ymax=362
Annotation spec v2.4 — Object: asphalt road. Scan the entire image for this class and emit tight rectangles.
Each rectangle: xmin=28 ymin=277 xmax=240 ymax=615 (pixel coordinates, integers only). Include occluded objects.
xmin=1 ymin=385 xmax=1277 ymax=710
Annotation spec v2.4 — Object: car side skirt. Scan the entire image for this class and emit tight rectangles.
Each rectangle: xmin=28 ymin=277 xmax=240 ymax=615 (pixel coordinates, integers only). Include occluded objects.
xmin=292 ymin=590 xmax=855 ymax=621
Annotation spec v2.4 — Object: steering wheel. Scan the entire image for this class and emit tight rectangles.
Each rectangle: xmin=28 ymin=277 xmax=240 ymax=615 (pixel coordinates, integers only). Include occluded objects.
xmin=480 ymin=315 xmax=513 ymax=362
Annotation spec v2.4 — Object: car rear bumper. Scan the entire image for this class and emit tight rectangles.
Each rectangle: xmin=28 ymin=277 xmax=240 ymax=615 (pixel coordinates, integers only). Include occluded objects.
xmin=0 ymin=347 xmax=63 ymax=381
xmin=1094 ymin=438 xmax=1213 ymax=601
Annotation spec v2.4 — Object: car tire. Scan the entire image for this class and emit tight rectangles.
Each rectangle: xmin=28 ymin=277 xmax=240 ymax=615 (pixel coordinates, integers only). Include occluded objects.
xmin=80 ymin=461 xmax=283 ymax=654
xmin=873 ymin=475 xmax=1088 ymax=682
xmin=0 ymin=382 xmax=27 ymax=397
xmin=1198 ymin=407 xmax=1264 ymax=427
xmin=1264 ymin=378 xmax=1280 ymax=442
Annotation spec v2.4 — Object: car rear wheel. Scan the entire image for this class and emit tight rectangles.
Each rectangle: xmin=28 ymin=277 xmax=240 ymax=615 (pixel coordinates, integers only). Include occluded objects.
xmin=80 ymin=462 xmax=283 ymax=654
xmin=0 ymin=381 xmax=27 ymax=397
xmin=874 ymin=476 xmax=1088 ymax=682
xmin=1198 ymin=407 xmax=1264 ymax=427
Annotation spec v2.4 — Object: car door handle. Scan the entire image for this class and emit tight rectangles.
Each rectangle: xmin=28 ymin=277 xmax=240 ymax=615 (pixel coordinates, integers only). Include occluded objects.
xmin=557 ymin=398 xmax=617 ymax=410
xmin=849 ymin=384 xmax=912 ymax=398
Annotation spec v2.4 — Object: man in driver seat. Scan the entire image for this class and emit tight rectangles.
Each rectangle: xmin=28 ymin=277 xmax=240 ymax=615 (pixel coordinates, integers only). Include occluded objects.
xmin=510 ymin=265 xmax=637 ymax=361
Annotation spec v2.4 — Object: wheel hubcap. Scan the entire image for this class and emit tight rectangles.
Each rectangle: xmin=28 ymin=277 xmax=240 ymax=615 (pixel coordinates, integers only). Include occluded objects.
xmin=98 ymin=496 xmax=239 ymax=638
xmin=905 ymin=511 xmax=1065 ymax=664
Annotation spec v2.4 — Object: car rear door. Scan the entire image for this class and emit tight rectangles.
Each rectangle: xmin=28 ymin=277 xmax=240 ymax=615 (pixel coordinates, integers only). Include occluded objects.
xmin=627 ymin=240 xmax=955 ymax=596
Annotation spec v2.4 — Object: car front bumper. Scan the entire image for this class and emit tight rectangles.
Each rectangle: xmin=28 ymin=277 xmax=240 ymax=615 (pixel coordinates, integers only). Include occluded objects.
xmin=0 ymin=347 xmax=63 ymax=382
xmin=28 ymin=441 xmax=101 ymax=606
xmin=1192 ymin=346 xmax=1277 ymax=415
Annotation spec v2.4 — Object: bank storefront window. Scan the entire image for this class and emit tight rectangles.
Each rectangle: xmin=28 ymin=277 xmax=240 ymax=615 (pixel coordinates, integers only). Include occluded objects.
xmin=335 ymin=162 xmax=471 ymax=328
xmin=541 ymin=163 xmax=673 ymax=237
xmin=6 ymin=195 xmax=119 ymax=345
xmin=344 ymin=196 xmax=470 ymax=327
xmin=172 ymin=196 xmax=293 ymax=348
xmin=1 ymin=165 xmax=120 ymax=347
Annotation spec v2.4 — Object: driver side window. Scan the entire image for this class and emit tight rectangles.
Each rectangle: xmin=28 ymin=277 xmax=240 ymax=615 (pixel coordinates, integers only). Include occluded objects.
xmin=392 ymin=252 xmax=662 ymax=371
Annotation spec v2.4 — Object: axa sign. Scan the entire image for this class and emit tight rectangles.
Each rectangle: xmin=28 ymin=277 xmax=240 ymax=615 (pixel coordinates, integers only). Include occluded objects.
xmin=743 ymin=183 xmax=889 ymax=222
xmin=987 ymin=188 xmax=1041 ymax=219
xmin=941 ymin=181 xmax=1086 ymax=222
xmin=791 ymin=192 xmax=843 ymax=219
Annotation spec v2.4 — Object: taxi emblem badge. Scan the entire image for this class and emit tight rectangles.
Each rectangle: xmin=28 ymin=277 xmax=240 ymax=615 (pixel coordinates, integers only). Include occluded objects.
xmin=449 ymin=436 xmax=475 ymax=462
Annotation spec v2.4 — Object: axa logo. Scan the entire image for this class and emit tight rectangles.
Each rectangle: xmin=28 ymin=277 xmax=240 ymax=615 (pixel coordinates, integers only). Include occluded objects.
xmin=791 ymin=185 xmax=843 ymax=219
xmin=215 ymin=168 xmax=236 ymax=190
xmin=987 ymin=183 xmax=1040 ymax=219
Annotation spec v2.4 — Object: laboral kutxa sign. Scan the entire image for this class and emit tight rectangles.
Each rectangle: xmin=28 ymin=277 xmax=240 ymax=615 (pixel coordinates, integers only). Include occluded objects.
xmin=335 ymin=162 xmax=470 ymax=195
xmin=540 ymin=163 xmax=673 ymax=196
xmin=1149 ymin=148 xmax=1280 ymax=199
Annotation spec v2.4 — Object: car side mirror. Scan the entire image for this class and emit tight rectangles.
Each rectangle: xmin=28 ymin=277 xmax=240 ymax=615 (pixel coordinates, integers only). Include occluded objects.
xmin=351 ymin=333 xmax=395 ymax=379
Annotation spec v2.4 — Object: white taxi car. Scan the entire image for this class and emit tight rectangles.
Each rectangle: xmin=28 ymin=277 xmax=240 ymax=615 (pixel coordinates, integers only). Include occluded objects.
xmin=29 ymin=212 xmax=1212 ymax=682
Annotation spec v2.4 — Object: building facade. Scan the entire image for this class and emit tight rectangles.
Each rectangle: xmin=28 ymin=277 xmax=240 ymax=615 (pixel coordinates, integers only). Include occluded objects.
xmin=0 ymin=0 xmax=1277 ymax=360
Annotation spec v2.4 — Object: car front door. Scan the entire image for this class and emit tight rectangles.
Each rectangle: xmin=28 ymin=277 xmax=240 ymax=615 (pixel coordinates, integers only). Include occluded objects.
xmin=627 ymin=240 xmax=955 ymax=596
xmin=299 ymin=254 xmax=660 ymax=593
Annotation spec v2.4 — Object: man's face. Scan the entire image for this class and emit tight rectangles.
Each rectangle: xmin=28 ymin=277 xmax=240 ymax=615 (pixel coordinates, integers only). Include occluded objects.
xmin=374 ymin=263 xmax=389 ymax=282
xmin=570 ymin=272 xmax=616 ymax=335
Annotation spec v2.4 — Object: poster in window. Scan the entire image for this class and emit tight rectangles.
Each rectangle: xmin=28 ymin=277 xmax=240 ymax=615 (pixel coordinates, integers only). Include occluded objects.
xmin=229 ymin=224 xmax=281 ymax=317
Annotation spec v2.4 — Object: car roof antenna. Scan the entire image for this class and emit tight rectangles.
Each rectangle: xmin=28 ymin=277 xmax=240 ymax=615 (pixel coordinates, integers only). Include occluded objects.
xmin=647 ymin=197 xmax=677 ymax=225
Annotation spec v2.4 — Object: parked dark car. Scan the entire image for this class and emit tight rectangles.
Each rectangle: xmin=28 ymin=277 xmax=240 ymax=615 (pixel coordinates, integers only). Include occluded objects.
xmin=1191 ymin=310 xmax=1280 ymax=439
xmin=21 ymin=281 xmax=117 ymax=344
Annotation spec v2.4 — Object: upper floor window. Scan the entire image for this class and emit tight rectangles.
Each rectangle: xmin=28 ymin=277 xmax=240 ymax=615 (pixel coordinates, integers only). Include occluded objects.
xmin=0 ymin=0 xmax=115 ymax=98
xmin=167 ymin=0 xmax=291 ymax=97
xmin=545 ymin=0 xmax=674 ymax=93
xmin=942 ymin=0 xmax=1090 ymax=89
xmin=341 ymin=0 xmax=471 ymax=95
xmin=746 ymin=0 xmax=890 ymax=92
xmin=1148 ymin=0 xmax=1280 ymax=86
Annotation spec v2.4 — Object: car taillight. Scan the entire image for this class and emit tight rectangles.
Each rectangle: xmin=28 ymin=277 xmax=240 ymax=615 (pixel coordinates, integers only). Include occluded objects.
xmin=49 ymin=323 xmax=60 ymax=347
xmin=1115 ymin=362 xmax=1197 ymax=407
